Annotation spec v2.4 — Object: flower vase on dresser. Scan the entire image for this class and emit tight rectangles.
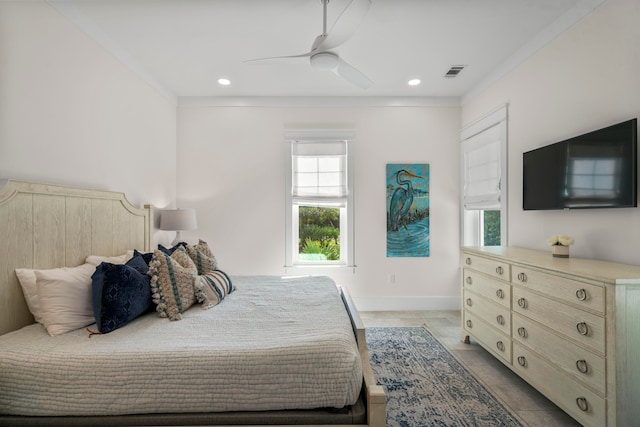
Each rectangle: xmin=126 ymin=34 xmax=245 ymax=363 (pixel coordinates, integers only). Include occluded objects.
xmin=551 ymin=244 xmax=570 ymax=258
xmin=548 ymin=235 xmax=573 ymax=258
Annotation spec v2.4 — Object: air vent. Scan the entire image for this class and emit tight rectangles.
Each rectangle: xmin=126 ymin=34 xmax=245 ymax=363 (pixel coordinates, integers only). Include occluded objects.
xmin=445 ymin=66 xmax=465 ymax=78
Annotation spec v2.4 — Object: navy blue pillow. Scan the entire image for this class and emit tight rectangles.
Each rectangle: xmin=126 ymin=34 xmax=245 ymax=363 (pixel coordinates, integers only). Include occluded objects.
xmin=91 ymin=254 xmax=153 ymax=334
xmin=134 ymin=249 xmax=154 ymax=265
xmin=157 ymin=242 xmax=187 ymax=255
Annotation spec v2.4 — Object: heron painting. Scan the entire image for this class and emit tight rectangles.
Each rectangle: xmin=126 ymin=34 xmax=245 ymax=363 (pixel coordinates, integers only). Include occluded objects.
xmin=386 ymin=163 xmax=430 ymax=257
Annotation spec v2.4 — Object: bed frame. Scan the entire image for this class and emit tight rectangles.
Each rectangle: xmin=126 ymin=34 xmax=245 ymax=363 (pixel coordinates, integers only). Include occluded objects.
xmin=0 ymin=179 xmax=386 ymax=427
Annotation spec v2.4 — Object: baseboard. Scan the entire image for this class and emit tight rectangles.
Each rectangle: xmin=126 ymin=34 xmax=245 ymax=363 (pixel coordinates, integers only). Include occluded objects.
xmin=352 ymin=296 xmax=461 ymax=312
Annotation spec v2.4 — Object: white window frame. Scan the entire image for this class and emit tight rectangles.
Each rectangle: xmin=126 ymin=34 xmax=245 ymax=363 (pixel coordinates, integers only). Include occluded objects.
xmin=284 ymin=129 xmax=355 ymax=272
xmin=460 ymin=105 xmax=508 ymax=247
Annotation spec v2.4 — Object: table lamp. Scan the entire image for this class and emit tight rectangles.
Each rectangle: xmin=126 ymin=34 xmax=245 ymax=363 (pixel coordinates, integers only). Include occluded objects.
xmin=160 ymin=208 xmax=197 ymax=245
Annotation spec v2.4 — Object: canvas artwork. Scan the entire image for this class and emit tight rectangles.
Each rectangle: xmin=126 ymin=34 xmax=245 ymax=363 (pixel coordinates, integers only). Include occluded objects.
xmin=386 ymin=163 xmax=430 ymax=257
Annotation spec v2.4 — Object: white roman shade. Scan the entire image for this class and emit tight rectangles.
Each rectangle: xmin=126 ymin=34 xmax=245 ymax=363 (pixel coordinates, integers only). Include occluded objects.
xmin=462 ymin=124 xmax=502 ymax=209
xmin=461 ymin=103 xmax=507 ymax=211
xmin=291 ymin=141 xmax=347 ymax=199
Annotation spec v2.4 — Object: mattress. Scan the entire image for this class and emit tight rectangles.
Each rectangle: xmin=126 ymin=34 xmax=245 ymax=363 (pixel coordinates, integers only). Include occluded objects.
xmin=0 ymin=275 xmax=362 ymax=417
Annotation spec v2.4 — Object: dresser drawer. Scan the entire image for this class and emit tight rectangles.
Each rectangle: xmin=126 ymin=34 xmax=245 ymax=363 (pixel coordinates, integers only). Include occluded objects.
xmin=512 ymin=266 xmax=604 ymax=315
xmin=461 ymin=253 xmax=510 ymax=281
xmin=463 ymin=310 xmax=511 ymax=365
xmin=512 ymin=342 xmax=605 ymax=427
xmin=463 ymin=290 xmax=511 ymax=335
xmin=512 ymin=313 xmax=605 ymax=394
xmin=463 ymin=269 xmax=511 ymax=308
xmin=512 ymin=287 xmax=605 ymax=355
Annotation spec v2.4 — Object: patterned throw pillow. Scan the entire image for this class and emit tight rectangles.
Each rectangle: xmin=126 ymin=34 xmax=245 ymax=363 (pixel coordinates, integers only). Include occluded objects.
xmin=185 ymin=239 xmax=218 ymax=274
xmin=148 ymin=248 xmax=198 ymax=320
xmin=91 ymin=254 xmax=153 ymax=333
xmin=133 ymin=249 xmax=154 ymax=265
xmin=194 ymin=270 xmax=234 ymax=310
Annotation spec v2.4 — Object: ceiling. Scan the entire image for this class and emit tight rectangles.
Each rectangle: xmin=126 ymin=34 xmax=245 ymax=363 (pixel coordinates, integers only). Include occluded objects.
xmin=48 ymin=0 xmax=603 ymax=101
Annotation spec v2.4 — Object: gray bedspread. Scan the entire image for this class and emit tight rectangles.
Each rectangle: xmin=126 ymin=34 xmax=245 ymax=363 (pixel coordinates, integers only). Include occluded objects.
xmin=0 ymin=275 xmax=362 ymax=416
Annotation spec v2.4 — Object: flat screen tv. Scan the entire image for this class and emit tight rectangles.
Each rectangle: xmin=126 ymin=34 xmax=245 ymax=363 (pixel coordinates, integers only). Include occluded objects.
xmin=523 ymin=118 xmax=637 ymax=210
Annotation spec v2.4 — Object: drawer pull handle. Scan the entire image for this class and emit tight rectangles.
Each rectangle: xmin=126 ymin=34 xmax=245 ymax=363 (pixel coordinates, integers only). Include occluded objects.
xmin=576 ymin=322 xmax=589 ymax=336
xmin=517 ymin=356 xmax=527 ymax=367
xmin=496 ymin=315 xmax=505 ymax=326
xmin=517 ymin=298 xmax=527 ymax=309
xmin=517 ymin=272 xmax=527 ymax=282
xmin=496 ymin=266 xmax=503 ymax=275
xmin=465 ymin=257 xmax=472 ymax=265
xmin=466 ymin=276 xmax=473 ymax=285
xmin=576 ymin=359 xmax=589 ymax=374
xmin=496 ymin=341 xmax=505 ymax=352
xmin=576 ymin=397 xmax=589 ymax=412
xmin=575 ymin=288 xmax=587 ymax=301
xmin=517 ymin=327 xmax=527 ymax=338
xmin=466 ymin=298 xmax=473 ymax=307
xmin=496 ymin=289 xmax=504 ymax=299
xmin=466 ymin=319 xmax=472 ymax=328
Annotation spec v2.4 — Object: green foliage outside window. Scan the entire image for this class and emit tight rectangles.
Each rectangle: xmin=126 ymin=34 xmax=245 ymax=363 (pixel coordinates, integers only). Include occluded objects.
xmin=483 ymin=210 xmax=501 ymax=246
xmin=299 ymin=206 xmax=340 ymax=260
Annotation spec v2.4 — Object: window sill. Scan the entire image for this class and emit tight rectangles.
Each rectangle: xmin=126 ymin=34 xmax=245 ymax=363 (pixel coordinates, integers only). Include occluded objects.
xmin=284 ymin=265 xmax=356 ymax=275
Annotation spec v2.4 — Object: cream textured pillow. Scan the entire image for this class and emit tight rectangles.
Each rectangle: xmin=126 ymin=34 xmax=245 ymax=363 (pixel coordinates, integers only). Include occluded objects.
xmin=185 ymin=239 xmax=217 ymax=274
xmin=149 ymin=248 xmax=198 ymax=321
xmin=35 ymin=263 xmax=97 ymax=336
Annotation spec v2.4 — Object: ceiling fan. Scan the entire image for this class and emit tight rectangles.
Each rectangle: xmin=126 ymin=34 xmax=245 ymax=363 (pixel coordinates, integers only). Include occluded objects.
xmin=246 ymin=0 xmax=373 ymax=89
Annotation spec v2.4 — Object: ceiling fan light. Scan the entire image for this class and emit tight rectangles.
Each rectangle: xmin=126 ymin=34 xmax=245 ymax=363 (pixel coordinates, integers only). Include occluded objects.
xmin=408 ymin=78 xmax=421 ymax=86
xmin=310 ymin=52 xmax=339 ymax=70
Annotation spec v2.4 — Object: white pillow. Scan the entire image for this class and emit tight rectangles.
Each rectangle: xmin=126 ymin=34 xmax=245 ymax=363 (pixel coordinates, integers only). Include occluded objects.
xmin=15 ymin=269 xmax=43 ymax=323
xmin=35 ymin=263 xmax=97 ymax=336
xmin=85 ymin=253 xmax=130 ymax=266
xmin=14 ymin=253 xmax=129 ymax=325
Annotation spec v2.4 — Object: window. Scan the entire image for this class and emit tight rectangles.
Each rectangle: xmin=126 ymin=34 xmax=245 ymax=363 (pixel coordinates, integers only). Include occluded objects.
xmin=461 ymin=105 xmax=508 ymax=247
xmin=285 ymin=129 xmax=354 ymax=269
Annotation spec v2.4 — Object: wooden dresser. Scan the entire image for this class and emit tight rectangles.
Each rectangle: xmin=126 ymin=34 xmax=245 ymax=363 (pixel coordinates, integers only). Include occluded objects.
xmin=461 ymin=246 xmax=640 ymax=427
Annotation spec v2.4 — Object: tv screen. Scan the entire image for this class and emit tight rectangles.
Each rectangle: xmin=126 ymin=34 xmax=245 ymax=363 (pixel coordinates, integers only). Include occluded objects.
xmin=523 ymin=118 xmax=637 ymax=210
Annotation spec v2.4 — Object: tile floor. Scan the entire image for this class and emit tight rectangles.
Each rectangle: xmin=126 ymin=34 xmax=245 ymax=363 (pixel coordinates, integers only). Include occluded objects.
xmin=359 ymin=310 xmax=582 ymax=427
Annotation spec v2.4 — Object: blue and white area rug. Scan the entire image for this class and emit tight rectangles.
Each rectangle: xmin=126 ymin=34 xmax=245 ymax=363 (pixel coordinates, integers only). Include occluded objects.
xmin=366 ymin=327 xmax=524 ymax=427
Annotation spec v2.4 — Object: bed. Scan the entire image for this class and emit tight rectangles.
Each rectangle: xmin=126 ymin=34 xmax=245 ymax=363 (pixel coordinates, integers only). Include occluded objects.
xmin=0 ymin=180 xmax=385 ymax=427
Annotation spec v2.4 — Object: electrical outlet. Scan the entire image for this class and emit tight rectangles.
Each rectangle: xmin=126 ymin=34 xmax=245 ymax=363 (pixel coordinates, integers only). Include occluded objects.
xmin=387 ymin=274 xmax=395 ymax=284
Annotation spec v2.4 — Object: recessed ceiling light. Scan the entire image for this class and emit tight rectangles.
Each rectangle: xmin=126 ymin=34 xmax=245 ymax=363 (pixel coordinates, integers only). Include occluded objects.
xmin=218 ymin=78 xmax=231 ymax=86
xmin=408 ymin=78 xmax=421 ymax=86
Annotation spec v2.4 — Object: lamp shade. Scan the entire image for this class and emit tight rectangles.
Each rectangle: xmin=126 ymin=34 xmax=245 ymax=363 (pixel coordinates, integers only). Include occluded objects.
xmin=160 ymin=209 xmax=197 ymax=231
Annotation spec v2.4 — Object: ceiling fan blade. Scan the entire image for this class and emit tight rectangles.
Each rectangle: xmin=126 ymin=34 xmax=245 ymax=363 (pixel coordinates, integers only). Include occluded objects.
xmin=334 ymin=57 xmax=372 ymax=89
xmin=318 ymin=0 xmax=372 ymax=51
xmin=244 ymin=52 xmax=312 ymax=64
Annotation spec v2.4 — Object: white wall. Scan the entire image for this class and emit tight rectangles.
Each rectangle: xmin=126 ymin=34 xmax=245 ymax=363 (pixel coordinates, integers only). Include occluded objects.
xmin=0 ymin=1 xmax=177 ymax=218
xmin=177 ymin=104 xmax=462 ymax=310
xmin=462 ymin=0 xmax=640 ymax=266
xmin=11 ymin=0 xmax=635 ymax=310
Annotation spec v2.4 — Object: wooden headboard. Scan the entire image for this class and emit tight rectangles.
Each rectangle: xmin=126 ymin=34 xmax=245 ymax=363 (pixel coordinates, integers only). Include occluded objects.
xmin=0 ymin=180 xmax=152 ymax=335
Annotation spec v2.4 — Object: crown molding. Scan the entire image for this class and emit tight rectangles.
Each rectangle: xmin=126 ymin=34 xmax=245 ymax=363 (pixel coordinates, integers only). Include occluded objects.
xmin=178 ymin=96 xmax=461 ymax=108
